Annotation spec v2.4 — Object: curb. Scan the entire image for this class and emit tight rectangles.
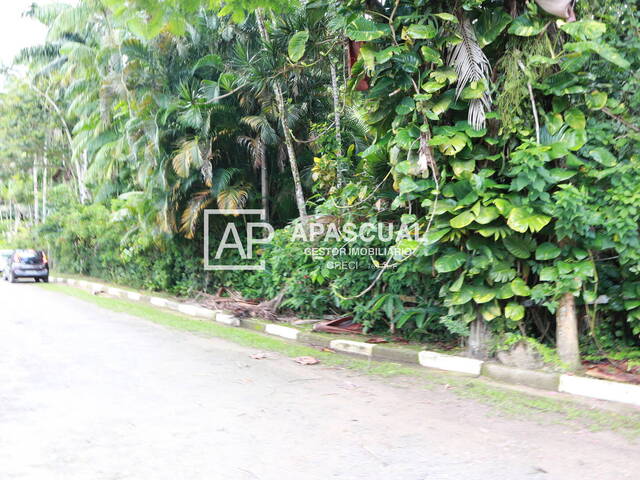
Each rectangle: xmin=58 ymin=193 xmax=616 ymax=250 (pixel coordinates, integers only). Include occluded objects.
xmin=482 ymin=363 xmax=560 ymax=391
xmin=48 ymin=275 xmax=640 ymax=408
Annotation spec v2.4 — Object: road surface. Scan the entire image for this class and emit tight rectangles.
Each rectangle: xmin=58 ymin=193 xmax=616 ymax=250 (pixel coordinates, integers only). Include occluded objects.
xmin=0 ymin=280 xmax=638 ymax=480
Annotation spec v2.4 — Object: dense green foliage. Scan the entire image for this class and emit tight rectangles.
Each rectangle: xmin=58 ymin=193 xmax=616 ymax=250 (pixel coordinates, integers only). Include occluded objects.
xmin=1 ymin=0 xmax=638 ymax=361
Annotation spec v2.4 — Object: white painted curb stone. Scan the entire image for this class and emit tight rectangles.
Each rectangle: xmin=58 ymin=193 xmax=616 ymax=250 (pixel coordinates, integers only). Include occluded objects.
xmin=265 ymin=324 xmax=299 ymax=340
xmin=559 ymin=374 xmax=640 ymax=407
xmin=330 ymin=339 xmax=374 ymax=357
xmin=107 ymin=287 xmax=122 ymax=296
xmin=178 ymin=304 xmax=216 ymax=320
xmin=178 ymin=304 xmax=200 ymax=316
xmin=192 ymin=306 xmax=216 ymax=320
xmin=419 ymin=351 xmax=483 ymax=376
xmin=215 ymin=312 xmax=240 ymax=327
xmin=177 ymin=304 xmax=215 ymax=319
xmin=149 ymin=297 xmax=168 ymax=308
xmin=127 ymin=291 xmax=142 ymax=301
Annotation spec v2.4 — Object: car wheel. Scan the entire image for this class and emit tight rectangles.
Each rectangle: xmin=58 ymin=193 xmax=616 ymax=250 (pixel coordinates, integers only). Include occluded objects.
xmin=43 ymin=276 xmax=49 ymax=283
xmin=10 ymin=273 xmax=17 ymax=283
xmin=35 ymin=278 xmax=40 ymax=283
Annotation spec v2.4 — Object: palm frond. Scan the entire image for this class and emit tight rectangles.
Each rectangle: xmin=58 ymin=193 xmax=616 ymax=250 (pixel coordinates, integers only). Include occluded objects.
xmin=210 ymin=167 xmax=241 ymax=195
xmin=171 ymin=138 xmax=203 ymax=178
xmin=217 ymin=183 xmax=250 ymax=210
xmin=237 ymin=135 xmax=265 ymax=169
xmin=447 ymin=17 xmax=492 ymax=130
xmin=180 ymin=190 xmax=214 ymax=239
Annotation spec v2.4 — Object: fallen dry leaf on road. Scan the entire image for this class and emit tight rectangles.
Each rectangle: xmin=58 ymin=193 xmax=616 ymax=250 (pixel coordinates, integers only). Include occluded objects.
xmin=250 ymin=352 xmax=270 ymax=360
xmin=293 ymin=356 xmax=319 ymax=365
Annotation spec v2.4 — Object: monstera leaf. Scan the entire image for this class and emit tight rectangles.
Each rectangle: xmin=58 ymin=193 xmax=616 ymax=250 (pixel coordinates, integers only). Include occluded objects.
xmin=430 ymin=133 xmax=467 ymax=155
xmin=503 ymin=236 xmax=536 ymax=259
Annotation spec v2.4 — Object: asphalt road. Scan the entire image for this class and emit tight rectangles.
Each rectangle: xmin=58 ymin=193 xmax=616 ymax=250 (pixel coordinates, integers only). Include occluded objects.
xmin=0 ymin=280 xmax=638 ymax=480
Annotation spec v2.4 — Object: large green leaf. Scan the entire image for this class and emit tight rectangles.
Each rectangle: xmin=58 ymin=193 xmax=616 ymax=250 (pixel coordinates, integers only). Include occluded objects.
xmin=435 ymin=252 xmax=467 ymax=273
xmin=495 ymin=283 xmax=515 ymax=299
xmin=472 ymin=286 xmax=496 ymax=304
xmin=564 ymin=41 xmax=630 ymax=69
xmin=511 ymin=278 xmax=531 ymax=296
xmin=450 ymin=273 xmax=465 ymax=292
xmin=507 ymin=208 xmax=551 ymax=233
xmin=430 ymin=133 xmax=467 ymax=156
xmin=405 ymin=24 xmax=437 ymax=39
xmin=539 ymin=266 xmax=557 ymax=282
xmin=503 ymin=236 xmax=535 ymax=259
xmin=451 ymin=159 xmax=475 ymax=177
xmin=450 ymin=210 xmax=475 ymax=229
xmin=589 ymin=147 xmax=617 ymax=167
xmin=346 ymin=17 xmax=390 ymax=41
xmin=481 ymin=301 xmax=501 ymax=321
xmin=476 ymin=9 xmax=512 ymax=47
xmin=505 ymin=302 xmax=525 ymax=321
xmin=535 ymin=242 xmax=561 ymax=260
xmin=489 ymin=262 xmax=517 ymax=283
xmin=474 ymin=206 xmax=499 ymax=224
xmin=447 ymin=288 xmax=472 ymax=305
xmin=288 ymin=30 xmax=309 ymax=62
xmin=508 ymin=15 xmax=546 ymax=36
xmin=560 ymin=20 xmax=607 ymax=40
xmin=420 ymin=46 xmax=442 ymax=66
xmin=563 ymin=128 xmax=587 ymax=151
xmin=564 ymin=108 xmax=585 ymax=130
xmin=399 ymin=177 xmax=419 ymax=194
xmin=585 ymin=91 xmax=608 ymax=110
xmin=359 ymin=45 xmax=376 ymax=73
xmin=433 ymin=12 xmax=458 ymax=23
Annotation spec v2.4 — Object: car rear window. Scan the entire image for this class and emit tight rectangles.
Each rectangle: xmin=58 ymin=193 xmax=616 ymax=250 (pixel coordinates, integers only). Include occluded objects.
xmin=16 ymin=251 xmax=44 ymax=264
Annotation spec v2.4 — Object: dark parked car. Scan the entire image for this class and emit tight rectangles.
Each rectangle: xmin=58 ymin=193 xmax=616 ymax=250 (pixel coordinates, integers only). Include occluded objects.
xmin=3 ymin=250 xmax=49 ymax=283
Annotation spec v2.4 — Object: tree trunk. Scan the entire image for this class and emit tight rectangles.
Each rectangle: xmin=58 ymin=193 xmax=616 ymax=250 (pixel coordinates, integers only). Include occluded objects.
xmin=556 ymin=292 xmax=581 ymax=370
xmin=467 ymin=315 xmax=491 ymax=359
xmin=78 ymin=150 xmax=90 ymax=204
xmin=255 ymin=10 xmax=307 ymax=219
xmin=330 ymin=62 xmax=346 ymax=187
xmin=273 ymin=83 xmax=307 ymax=219
xmin=33 ymin=161 xmax=39 ymax=225
xmin=260 ymin=140 xmax=269 ymax=223
xmin=42 ymin=153 xmax=48 ymax=221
